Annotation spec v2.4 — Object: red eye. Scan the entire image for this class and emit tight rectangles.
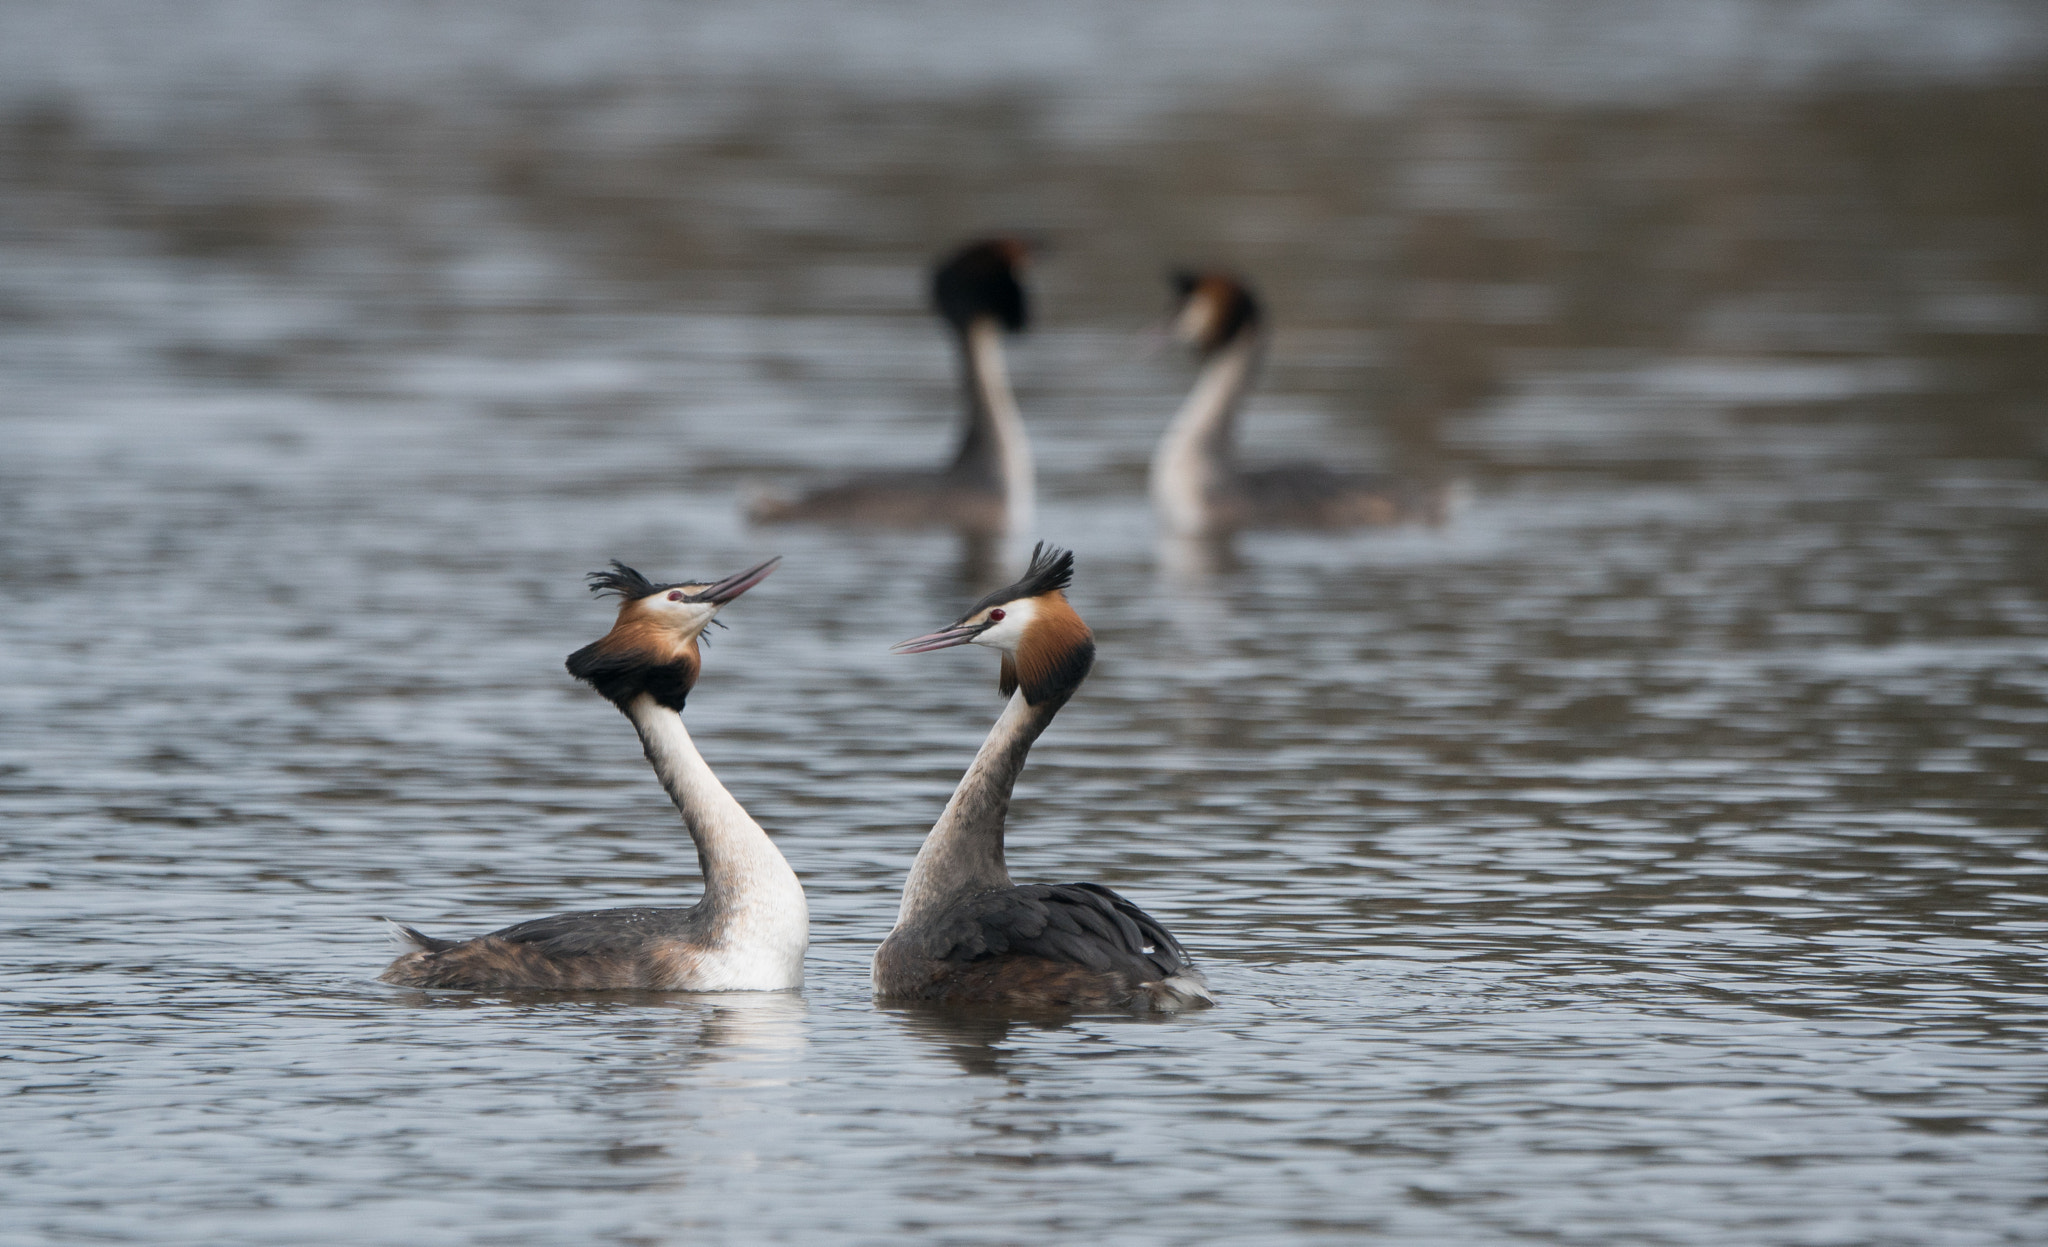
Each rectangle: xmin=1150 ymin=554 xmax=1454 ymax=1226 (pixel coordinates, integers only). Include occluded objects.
xmin=987 ymin=608 xmax=1005 ymax=622
xmin=667 ymin=590 xmax=684 ymax=601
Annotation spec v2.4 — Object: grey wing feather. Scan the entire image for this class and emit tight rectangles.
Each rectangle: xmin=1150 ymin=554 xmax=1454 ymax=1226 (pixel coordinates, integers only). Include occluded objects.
xmin=925 ymin=883 xmax=1193 ymax=979
xmin=484 ymin=906 xmax=694 ymax=957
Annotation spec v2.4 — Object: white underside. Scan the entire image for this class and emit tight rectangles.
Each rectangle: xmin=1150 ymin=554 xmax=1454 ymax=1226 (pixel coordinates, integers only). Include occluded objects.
xmin=670 ymin=934 xmax=808 ymax=991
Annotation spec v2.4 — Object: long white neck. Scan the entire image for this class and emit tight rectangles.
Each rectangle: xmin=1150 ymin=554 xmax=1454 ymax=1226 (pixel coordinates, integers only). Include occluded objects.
xmin=964 ymin=319 xmax=1035 ymax=538
xmin=624 ymin=693 xmax=807 ymax=941
xmin=1150 ymin=335 xmax=1261 ymax=537
xmin=894 ymin=689 xmax=1054 ymax=928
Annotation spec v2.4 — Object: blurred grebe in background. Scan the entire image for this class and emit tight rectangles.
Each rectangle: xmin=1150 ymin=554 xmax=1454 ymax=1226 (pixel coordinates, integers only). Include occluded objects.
xmin=873 ymin=544 xmax=1212 ymax=1012
xmin=1151 ymin=271 xmax=1454 ymax=537
xmin=748 ymin=238 xmax=1036 ymax=537
xmin=379 ymin=556 xmax=807 ymax=991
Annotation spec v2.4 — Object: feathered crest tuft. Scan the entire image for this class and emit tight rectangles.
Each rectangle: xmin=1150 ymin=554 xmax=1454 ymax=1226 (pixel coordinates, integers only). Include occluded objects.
xmin=586 ymin=561 xmax=676 ymax=600
xmin=960 ymin=542 xmax=1076 ymax=621
xmin=1014 ymin=542 xmax=1075 ymax=597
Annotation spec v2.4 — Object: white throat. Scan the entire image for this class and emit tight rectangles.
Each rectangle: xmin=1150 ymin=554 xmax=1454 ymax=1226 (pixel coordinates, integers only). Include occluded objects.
xmin=967 ymin=319 xmax=1035 ymax=538
xmin=1150 ymin=336 xmax=1260 ymax=538
xmin=625 ymin=694 xmax=808 ymax=985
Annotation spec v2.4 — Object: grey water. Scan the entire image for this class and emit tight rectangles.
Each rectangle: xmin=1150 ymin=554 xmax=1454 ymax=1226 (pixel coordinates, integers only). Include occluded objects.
xmin=3 ymin=2 xmax=2047 ymax=1244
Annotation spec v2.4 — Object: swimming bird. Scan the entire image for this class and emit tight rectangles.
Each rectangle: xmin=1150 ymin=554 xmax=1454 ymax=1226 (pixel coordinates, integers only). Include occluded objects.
xmin=378 ymin=556 xmax=807 ymax=992
xmin=747 ymin=238 xmax=1035 ymax=537
xmin=873 ymin=544 xmax=1212 ymax=1012
xmin=1151 ymin=271 xmax=1452 ymax=536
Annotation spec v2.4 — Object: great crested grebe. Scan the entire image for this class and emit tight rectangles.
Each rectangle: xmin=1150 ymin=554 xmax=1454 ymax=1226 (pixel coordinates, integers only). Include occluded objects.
xmin=747 ymin=238 xmax=1035 ymax=537
xmin=873 ymin=544 xmax=1212 ymax=1012
xmin=1151 ymin=271 xmax=1453 ymax=537
xmin=378 ymin=557 xmax=807 ymax=992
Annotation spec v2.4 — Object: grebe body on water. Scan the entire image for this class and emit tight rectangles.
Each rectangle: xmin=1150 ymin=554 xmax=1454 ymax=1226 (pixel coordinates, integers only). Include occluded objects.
xmin=873 ymin=545 xmax=1212 ymax=1012
xmin=1151 ymin=271 xmax=1452 ymax=537
xmin=748 ymin=238 xmax=1035 ymax=537
xmin=379 ymin=557 xmax=807 ymax=992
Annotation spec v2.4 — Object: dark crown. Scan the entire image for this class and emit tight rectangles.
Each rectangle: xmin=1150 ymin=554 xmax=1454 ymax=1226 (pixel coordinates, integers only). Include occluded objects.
xmin=932 ymin=238 xmax=1029 ymax=333
xmin=960 ymin=542 xmax=1075 ymax=621
xmin=586 ymin=561 xmax=685 ymax=600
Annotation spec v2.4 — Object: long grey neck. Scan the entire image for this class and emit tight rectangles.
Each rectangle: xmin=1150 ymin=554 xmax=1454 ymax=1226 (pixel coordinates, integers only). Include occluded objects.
xmin=946 ymin=317 xmax=1035 ymax=536
xmin=624 ymin=693 xmax=803 ymax=921
xmin=895 ymin=689 xmax=1061 ymax=926
xmin=1150 ymin=333 xmax=1263 ymax=536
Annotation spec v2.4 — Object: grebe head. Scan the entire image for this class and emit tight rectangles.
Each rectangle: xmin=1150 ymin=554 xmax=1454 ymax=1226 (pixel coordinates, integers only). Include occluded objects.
xmin=891 ymin=542 xmax=1095 ymax=704
xmin=1169 ymin=270 xmax=1262 ymax=357
xmin=932 ymin=237 xmax=1031 ymax=334
xmin=565 ymin=556 xmax=781 ymax=710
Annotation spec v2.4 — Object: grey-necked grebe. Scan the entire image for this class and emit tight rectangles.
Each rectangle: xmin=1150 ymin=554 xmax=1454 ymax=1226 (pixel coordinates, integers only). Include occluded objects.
xmin=873 ymin=544 xmax=1211 ymax=1012
xmin=379 ymin=557 xmax=807 ymax=992
xmin=1152 ymin=271 xmax=1452 ymax=536
xmin=748 ymin=238 xmax=1035 ymax=538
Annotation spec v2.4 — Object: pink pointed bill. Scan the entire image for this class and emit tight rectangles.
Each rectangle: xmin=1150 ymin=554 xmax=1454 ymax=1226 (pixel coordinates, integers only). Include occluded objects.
xmin=692 ymin=556 xmax=782 ymax=603
xmin=890 ymin=623 xmax=985 ymax=654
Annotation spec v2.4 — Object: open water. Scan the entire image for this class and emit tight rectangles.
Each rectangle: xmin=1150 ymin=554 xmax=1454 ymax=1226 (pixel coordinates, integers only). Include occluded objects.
xmin=3 ymin=3 xmax=2046 ymax=1243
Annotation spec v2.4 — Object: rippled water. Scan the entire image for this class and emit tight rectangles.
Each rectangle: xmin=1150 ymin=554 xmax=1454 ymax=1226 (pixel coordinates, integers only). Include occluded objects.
xmin=4 ymin=4 xmax=2048 ymax=1244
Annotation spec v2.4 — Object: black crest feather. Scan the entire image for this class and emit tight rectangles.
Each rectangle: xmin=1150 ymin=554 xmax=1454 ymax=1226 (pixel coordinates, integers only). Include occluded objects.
xmin=586 ymin=561 xmax=684 ymax=600
xmin=961 ymin=542 xmax=1075 ymax=621
xmin=932 ymin=238 xmax=1029 ymax=333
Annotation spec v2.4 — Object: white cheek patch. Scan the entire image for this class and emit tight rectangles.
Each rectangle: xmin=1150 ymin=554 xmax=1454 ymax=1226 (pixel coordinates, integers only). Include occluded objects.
xmin=970 ymin=598 xmax=1038 ymax=650
xmin=1176 ymin=293 xmax=1218 ymax=345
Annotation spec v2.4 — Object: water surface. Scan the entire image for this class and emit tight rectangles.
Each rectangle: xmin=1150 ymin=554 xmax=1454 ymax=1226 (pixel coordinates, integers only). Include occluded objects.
xmin=3 ymin=4 xmax=2047 ymax=1244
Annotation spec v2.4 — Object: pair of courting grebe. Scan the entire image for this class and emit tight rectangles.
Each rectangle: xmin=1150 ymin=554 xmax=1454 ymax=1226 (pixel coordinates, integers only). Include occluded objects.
xmin=381 ymin=544 xmax=1211 ymax=1012
xmin=380 ymin=240 xmax=1447 ymax=1009
xmin=748 ymin=238 xmax=1453 ymax=540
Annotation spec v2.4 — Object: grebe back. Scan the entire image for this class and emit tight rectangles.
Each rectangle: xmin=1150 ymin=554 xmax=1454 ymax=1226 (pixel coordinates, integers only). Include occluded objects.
xmin=379 ymin=556 xmax=807 ymax=992
xmin=1151 ymin=271 xmax=1453 ymax=537
xmin=872 ymin=544 xmax=1212 ymax=1012
xmin=747 ymin=238 xmax=1035 ymax=537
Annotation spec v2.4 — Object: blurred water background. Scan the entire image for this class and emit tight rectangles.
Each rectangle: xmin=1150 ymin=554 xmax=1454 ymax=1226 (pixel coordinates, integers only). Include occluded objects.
xmin=3 ymin=2 xmax=2046 ymax=1244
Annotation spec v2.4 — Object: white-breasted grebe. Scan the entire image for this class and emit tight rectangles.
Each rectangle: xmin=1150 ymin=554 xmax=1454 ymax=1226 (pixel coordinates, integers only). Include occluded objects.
xmin=378 ymin=557 xmax=807 ymax=992
xmin=1151 ymin=271 xmax=1453 ymax=537
xmin=747 ymin=238 xmax=1035 ymax=538
xmin=872 ymin=544 xmax=1212 ymax=1012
